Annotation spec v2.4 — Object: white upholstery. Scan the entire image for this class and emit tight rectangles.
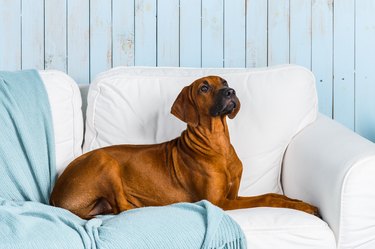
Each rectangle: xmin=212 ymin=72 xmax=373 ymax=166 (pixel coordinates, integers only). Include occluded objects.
xmin=283 ymin=114 xmax=375 ymax=249
xmin=39 ymin=70 xmax=83 ymax=175
xmin=226 ymin=207 xmax=335 ymax=249
xmin=45 ymin=65 xmax=375 ymax=248
xmin=83 ymin=65 xmax=318 ymax=196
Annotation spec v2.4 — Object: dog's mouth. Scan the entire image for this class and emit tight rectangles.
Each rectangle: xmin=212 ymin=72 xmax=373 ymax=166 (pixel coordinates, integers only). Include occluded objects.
xmin=210 ymin=99 xmax=238 ymax=116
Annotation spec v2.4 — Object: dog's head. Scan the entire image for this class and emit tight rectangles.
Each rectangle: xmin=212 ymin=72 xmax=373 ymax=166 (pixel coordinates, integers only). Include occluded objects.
xmin=171 ymin=76 xmax=240 ymax=127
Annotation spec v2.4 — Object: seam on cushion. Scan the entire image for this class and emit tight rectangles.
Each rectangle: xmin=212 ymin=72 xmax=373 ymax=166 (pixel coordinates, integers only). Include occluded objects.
xmin=48 ymin=70 xmax=80 ymax=158
xmin=241 ymin=227 xmax=331 ymax=233
xmin=91 ymin=64 xmax=313 ymax=84
xmin=338 ymin=155 xmax=375 ymax=247
xmin=39 ymin=70 xmax=80 ymax=159
xmin=88 ymin=84 xmax=102 ymax=151
xmin=69 ymin=80 xmax=77 ymax=157
xmin=279 ymin=107 xmax=318 ymax=194
xmin=280 ymin=71 xmax=318 ymax=193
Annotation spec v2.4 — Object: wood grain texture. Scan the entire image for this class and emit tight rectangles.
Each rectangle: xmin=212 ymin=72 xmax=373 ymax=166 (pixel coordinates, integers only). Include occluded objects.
xmin=355 ymin=0 xmax=375 ymax=140
xmin=290 ymin=0 xmax=311 ymax=69
xmin=113 ymin=0 xmax=135 ymax=67
xmin=45 ymin=0 xmax=67 ymax=72
xmin=157 ymin=0 xmax=179 ymax=67
xmin=224 ymin=0 xmax=246 ymax=67
xmin=180 ymin=0 xmax=201 ymax=67
xmin=246 ymin=0 xmax=268 ymax=67
xmin=333 ymin=0 xmax=355 ymax=130
xmin=1 ymin=0 xmax=375 ymax=141
xmin=134 ymin=0 xmax=157 ymax=66
xmin=90 ymin=0 xmax=112 ymax=80
xmin=268 ymin=0 xmax=289 ymax=66
xmin=21 ymin=0 xmax=44 ymax=70
xmin=68 ymin=0 xmax=90 ymax=83
xmin=0 ymin=0 xmax=21 ymax=70
xmin=312 ymin=0 xmax=333 ymax=117
xmin=202 ymin=0 xmax=224 ymax=67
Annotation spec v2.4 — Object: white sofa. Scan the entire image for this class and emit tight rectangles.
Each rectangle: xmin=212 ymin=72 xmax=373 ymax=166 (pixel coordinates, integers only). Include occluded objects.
xmin=41 ymin=65 xmax=375 ymax=248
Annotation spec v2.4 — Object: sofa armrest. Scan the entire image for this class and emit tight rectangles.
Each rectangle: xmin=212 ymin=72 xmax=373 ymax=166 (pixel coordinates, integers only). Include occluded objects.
xmin=282 ymin=114 xmax=375 ymax=248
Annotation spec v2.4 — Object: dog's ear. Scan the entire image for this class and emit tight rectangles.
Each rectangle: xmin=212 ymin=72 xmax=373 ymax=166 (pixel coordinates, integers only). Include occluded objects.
xmin=171 ymin=86 xmax=199 ymax=127
xmin=228 ymin=98 xmax=240 ymax=119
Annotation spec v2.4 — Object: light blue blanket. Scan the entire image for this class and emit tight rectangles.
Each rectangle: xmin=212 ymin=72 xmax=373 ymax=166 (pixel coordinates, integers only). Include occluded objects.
xmin=0 ymin=70 xmax=246 ymax=249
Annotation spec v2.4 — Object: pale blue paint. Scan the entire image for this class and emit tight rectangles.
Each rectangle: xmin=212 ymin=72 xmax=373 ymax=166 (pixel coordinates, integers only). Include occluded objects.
xmin=224 ymin=0 xmax=246 ymax=68
xmin=68 ymin=0 xmax=90 ymax=83
xmin=246 ymin=0 xmax=267 ymax=67
xmin=180 ymin=0 xmax=201 ymax=67
xmin=290 ymin=0 xmax=311 ymax=69
xmin=355 ymin=0 xmax=375 ymax=141
xmin=0 ymin=0 xmax=21 ymax=70
xmin=157 ymin=0 xmax=180 ymax=67
xmin=90 ymin=0 xmax=112 ymax=80
xmin=202 ymin=0 xmax=224 ymax=67
xmin=333 ymin=0 xmax=355 ymax=130
xmin=134 ymin=0 xmax=157 ymax=66
xmin=1 ymin=0 xmax=375 ymax=141
xmin=113 ymin=0 xmax=135 ymax=67
xmin=312 ymin=0 xmax=333 ymax=117
xmin=21 ymin=0 xmax=44 ymax=70
xmin=268 ymin=0 xmax=289 ymax=66
xmin=45 ymin=0 xmax=67 ymax=72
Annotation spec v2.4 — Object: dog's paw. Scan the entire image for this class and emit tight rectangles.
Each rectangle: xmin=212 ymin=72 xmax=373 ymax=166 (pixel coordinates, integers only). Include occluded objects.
xmin=301 ymin=203 xmax=320 ymax=217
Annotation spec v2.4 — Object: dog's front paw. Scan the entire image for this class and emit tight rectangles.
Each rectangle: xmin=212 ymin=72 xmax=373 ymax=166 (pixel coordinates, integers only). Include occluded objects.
xmin=301 ymin=203 xmax=320 ymax=217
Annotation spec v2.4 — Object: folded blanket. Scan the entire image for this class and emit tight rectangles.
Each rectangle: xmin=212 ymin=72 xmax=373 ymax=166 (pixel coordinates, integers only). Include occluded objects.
xmin=0 ymin=70 xmax=246 ymax=249
xmin=0 ymin=70 xmax=56 ymax=204
xmin=0 ymin=199 xmax=246 ymax=249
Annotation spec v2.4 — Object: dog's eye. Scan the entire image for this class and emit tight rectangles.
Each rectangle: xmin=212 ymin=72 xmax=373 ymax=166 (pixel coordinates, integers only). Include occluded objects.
xmin=200 ymin=85 xmax=209 ymax=93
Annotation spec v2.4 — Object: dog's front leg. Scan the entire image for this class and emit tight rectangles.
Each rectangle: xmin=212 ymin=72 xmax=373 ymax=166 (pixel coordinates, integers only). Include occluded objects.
xmin=220 ymin=194 xmax=319 ymax=216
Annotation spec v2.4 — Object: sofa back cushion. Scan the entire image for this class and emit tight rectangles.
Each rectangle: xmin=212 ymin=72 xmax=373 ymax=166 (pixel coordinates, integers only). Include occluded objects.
xmin=39 ymin=71 xmax=83 ymax=175
xmin=83 ymin=65 xmax=317 ymax=196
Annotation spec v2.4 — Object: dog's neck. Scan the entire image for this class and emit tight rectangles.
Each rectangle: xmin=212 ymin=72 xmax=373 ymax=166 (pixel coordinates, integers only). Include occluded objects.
xmin=197 ymin=115 xmax=229 ymax=135
xmin=182 ymin=116 xmax=231 ymax=155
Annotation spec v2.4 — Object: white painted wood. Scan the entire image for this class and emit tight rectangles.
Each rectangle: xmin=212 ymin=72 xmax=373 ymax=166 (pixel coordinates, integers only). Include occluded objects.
xmin=22 ymin=0 xmax=44 ymax=70
xmin=334 ymin=0 xmax=355 ymax=130
xmin=90 ymin=0 xmax=112 ymax=80
xmin=268 ymin=0 xmax=289 ymax=66
xmin=355 ymin=0 xmax=375 ymax=140
xmin=312 ymin=0 xmax=333 ymax=117
xmin=113 ymin=0 xmax=135 ymax=67
xmin=290 ymin=0 xmax=311 ymax=69
xmin=224 ymin=0 xmax=246 ymax=67
xmin=246 ymin=0 xmax=268 ymax=67
xmin=0 ymin=0 xmax=21 ymax=70
xmin=67 ymin=0 xmax=90 ymax=83
xmin=134 ymin=0 xmax=157 ymax=66
xmin=45 ymin=0 xmax=67 ymax=72
xmin=180 ymin=0 xmax=201 ymax=67
xmin=1 ymin=0 xmax=375 ymax=142
xmin=202 ymin=0 xmax=224 ymax=67
xmin=157 ymin=0 xmax=179 ymax=67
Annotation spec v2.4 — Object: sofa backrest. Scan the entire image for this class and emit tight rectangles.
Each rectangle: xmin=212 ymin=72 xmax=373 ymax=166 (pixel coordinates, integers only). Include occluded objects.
xmin=39 ymin=71 xmax=83 ymax=175
xmin=82 ymin=65 xmax=317 ymax=196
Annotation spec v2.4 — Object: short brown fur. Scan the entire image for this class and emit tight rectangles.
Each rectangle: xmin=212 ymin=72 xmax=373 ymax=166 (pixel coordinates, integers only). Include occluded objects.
xmin=50 ymin=76 xmax=318 ymax=219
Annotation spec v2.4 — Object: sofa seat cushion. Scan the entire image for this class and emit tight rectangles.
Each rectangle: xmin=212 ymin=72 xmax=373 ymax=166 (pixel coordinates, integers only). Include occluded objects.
xmin=39 ymin=71 xmax=83 ymax=175
xmin=83 ymin=65 xmax=317 ymax=196
xmin=226 ymin=208 xmax=336 ymax=248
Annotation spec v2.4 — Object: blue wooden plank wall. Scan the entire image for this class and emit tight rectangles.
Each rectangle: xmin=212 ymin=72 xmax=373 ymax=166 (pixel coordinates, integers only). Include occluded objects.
xmin=1 ymin=0 xmax=375 ymax=141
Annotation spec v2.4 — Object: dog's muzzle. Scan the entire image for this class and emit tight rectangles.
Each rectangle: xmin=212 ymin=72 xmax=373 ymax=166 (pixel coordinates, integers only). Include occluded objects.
xmin=210 ymin=87 xmax=239 ymax=116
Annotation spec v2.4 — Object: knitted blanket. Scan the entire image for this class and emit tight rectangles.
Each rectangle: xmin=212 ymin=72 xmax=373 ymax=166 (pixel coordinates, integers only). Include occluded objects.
xmin=0 ymin=70 xmax=246 ymax=249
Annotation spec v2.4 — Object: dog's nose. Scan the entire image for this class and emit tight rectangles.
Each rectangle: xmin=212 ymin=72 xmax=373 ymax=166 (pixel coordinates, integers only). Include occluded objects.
xmin=223 ymin=88 xmax=236 ymax=97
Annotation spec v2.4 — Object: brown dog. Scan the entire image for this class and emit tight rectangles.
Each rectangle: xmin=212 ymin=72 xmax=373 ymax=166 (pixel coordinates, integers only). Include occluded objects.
xmin=50 ymin=76 xmax=318 ymax=219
